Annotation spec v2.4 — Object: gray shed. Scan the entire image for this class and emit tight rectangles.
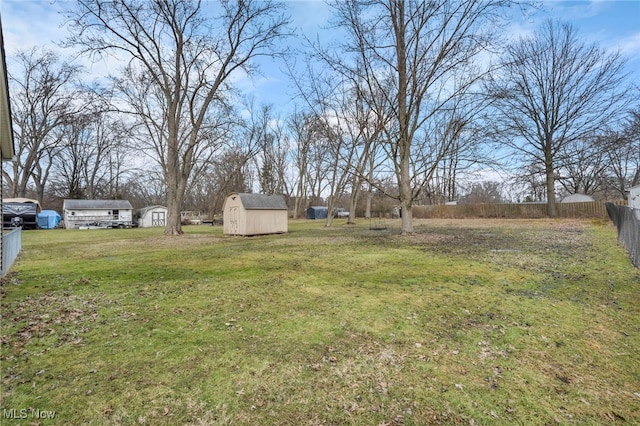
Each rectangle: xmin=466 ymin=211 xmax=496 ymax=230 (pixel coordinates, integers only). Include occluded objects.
xmin=306 ymin=206 xmax=328 ymax=220
xmin=223 ymin=193 xmax=288 ymax=236
xmin=63 ymin=199 xmax=133 ymax=229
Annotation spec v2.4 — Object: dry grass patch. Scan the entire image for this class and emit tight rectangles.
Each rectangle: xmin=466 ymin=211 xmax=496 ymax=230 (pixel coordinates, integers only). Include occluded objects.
xmin=1 ymin=219 xmax=639 ymax=425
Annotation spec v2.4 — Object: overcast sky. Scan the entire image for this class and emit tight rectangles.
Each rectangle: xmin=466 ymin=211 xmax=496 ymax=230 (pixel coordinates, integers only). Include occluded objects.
xmin=1 ymin=0 xmax=639 ymax=111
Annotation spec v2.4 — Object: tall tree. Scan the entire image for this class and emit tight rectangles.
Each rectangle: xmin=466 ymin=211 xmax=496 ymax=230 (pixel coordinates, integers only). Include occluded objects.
xmin=64 ymin=0 xmax=289 ymax=235
xmin=327 ymin=0 xmax=512 ymax=234
xmin=3 ymin=48 xmax=81 ymax=203
xmin=288 ymin=110 xmax=321 ymax=218
xmin=603 ymin=109 xmax=640 ymax=199
xmin=50 ymin=110 xmax=131 ymax=200
xmin=251 ymin=104 xmax=289 ymax=196
xmin=556 ymin=133 xmax=608 ymax=197
xmin=487 ymin=20 xmax=631 ymax=216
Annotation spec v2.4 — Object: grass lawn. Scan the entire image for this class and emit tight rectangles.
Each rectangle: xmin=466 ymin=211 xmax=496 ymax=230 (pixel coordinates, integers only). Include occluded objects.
xmin=1 ymin=218 xmax=639 ymax=425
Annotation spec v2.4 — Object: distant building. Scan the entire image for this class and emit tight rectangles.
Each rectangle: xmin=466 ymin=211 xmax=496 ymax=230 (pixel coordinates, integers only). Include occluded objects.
xmin=63 ymin=199 xmax=134 ymax=229
xmin=223 ymin=193 xmax=288 ymax=236
xmin=628 ymin=185 xmax=640 ymax=219
xmin=561 ymin=193 xmax=594 ymax=203
xmin=137 ymin=205 xmax=168 ymax=228
xmin=1 ymin=18 xmax=20 ymax=277
xmin=306 ymin=206 xmax=328 ymax=220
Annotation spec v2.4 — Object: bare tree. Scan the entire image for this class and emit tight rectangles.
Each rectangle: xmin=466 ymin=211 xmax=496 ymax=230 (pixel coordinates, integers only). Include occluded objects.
xmin=556 ymin=133 xmax=609 ymax=197
xmin=326 ymin=0 xmax=513 ymax=234
xmin=288 ymin=110 xmax=320 ymax=218
xmin=208 ymin=147 xmax=254 ymax=215
xmin=251 ymin=104 xmax=290 ymax=196
xmin=487 ymin=20 xmax=631 ymax=216
xmin=118 ymin=170 xmax=166 ymax=209
xmin=512 ymin=162 xmax=547 ymax=203
xmin=602 ymin=109 xmax=640 ymax=199
xmin=461 ymin=181 xmax=506 ymax=204
xmin=3 ymin=48 xmax=82 ymax=204
xmin=64 ymin=0 xmax=289 ymax=235
xmin=50 ymin=109 xmax=131 ymax=200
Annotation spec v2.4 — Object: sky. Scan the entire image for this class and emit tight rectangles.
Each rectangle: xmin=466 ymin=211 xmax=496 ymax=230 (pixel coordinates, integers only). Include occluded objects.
xmin=1 ymin=0 xmax=639 ymax=112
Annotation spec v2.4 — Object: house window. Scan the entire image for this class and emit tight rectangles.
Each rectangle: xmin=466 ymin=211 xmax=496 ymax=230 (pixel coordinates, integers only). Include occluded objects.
xmin=113 ymin=209 xmax=119 ymax=218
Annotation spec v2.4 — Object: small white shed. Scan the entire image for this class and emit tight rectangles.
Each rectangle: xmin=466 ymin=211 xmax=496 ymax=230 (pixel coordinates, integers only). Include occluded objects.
xmin=561 ymin=193 xmax=595 ymax=203
xmin=137 ymin=205 xmax=168 ymax=228
xmin=628 ymin=185 xmax=640 ymax=219
xmin=63 ymin=199 xmax=133 ymax=229
xmin=223 ymin=193 xmax=288 ymax=236
xmin=628 ymin=185 xmax=640 ymax=209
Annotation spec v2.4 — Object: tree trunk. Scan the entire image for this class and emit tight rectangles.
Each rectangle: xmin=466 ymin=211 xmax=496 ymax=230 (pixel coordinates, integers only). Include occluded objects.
xmin=394 ymin=1 xmax=413 ymax=236
xmin=325 ymin=195 xmax=335 ymax=228
xmin=545 ymin=160 xmax=557 ymax=218
xmin=400 ymin=197 xmax=413 ymax=235
xmin=165 ymin=188 xmax=183 ymax=235
xmin=164 ymin=150 xmax=184 ymax=235
xmin=399 ymin=137 xmax=414 ymax=234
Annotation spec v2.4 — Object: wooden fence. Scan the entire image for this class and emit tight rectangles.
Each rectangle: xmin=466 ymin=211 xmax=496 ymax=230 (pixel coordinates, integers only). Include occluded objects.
xmin=413 ymin=201 xmax=628 ymax=219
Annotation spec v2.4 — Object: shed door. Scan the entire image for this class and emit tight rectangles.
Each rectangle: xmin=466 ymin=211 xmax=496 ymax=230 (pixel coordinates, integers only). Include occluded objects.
xmin=228 ymin=207 xmax=239 ymax=234
xmin=152 ymin=211 xmax=165 ymax=226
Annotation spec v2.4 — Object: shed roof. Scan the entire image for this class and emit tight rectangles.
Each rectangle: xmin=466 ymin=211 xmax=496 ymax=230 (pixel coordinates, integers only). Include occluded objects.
xmin=232 ymin=193 xmax=288 ymax=210
xmin=561 ymin=193 xmax=594 ymax=203
xmin=137 ymin=205 xmax=167 ymax=215
xmin=64 ymin=199 xmax=133 ymax=210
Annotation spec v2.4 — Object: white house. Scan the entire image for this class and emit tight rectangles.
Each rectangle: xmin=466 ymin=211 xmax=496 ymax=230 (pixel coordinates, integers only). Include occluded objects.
xmin=223 ymin=193 xmax=288 ymax=236
xmin=63 ymin=199 xmax=134 ymax=229
xmin=136 ymin=205 xmax=168 ymax=228
xmin=628 ymin=184 xmax=640 ymax=219
xmin=1 ymin=18 xmax=18 ymax=277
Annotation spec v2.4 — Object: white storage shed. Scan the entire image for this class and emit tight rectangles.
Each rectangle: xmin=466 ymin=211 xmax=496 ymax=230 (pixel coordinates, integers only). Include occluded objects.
xmin=137 ymin=205 xmax=168 ymax=228
xmin=628 ymin=185 xmax=640 ymax=219
xmin=63 ymin=199 xmax=133 ymax=229
xmin=223 ymin=193 xmax=288 ymax=236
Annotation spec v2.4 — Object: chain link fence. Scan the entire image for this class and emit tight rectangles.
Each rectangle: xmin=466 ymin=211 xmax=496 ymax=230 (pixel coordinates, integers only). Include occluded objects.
xmin=1 ymin=227 xmax=22 ymax=277
xmin=606 ymin=203 xmax=640 ymax=268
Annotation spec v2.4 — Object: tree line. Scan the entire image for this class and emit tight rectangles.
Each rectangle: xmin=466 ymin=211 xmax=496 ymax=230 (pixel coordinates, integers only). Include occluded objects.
xmin=3 ymin=0 xmax=638 ymax=235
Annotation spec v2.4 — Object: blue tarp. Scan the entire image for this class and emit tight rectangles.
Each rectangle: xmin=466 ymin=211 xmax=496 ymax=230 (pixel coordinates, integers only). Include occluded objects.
xmin=37 ymin=210 xmax=61 ymax=229
xmin=306 ymin=206 xmax=328 ymax=220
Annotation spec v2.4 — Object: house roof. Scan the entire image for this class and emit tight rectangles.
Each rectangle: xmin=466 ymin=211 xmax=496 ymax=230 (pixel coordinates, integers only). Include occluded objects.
xmin=63 ymin=199 xmax=133 ymax=210
xmin=231 ymin=193 xmax=288 ymax=210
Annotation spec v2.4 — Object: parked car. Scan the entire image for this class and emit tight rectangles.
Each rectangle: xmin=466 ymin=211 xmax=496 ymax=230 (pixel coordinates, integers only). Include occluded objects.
xmin=333 ymin=208 xmax=349 ymax=218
